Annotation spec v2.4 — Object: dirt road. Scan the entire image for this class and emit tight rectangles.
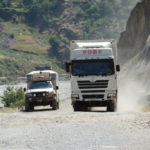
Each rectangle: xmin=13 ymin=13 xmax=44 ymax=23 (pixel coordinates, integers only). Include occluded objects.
xmin=0 ymin=81 xmax=150 ymax=150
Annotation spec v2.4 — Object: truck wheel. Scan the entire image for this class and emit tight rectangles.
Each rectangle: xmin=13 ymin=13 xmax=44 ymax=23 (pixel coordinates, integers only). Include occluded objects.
xmin=30 ymin=104 xmax=34 ymax=111
xmin=25 ymin=102 xmax=31 ymax=112
xmin=52 ymin=99 xmax=58 ymax=110
xmin=73 ymin=102 xmax=84 ymax=111
xmin=107 ymin=100 xmax=117 ymax=112
xmin=73 ymin=102 xmax=79 ymax=111
xmin=85 ymin=107 xmax=91 ymax=111
xmin=57 ymin=101 xmax=59 ymax=109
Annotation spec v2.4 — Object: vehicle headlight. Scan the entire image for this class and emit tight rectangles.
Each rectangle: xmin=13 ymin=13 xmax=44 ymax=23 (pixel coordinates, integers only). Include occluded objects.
xmin=46 ymin=92 xmax=54 ymax=97
xmin=33 ymin=93 xmax=36 ymax=97
xmin=46 ymin=92 xmax=49 ymax=96
xmin=46 ymin=92 xmax=52 ymax=96
xmin=107 ymin=93 xmax=116 ymax=99
xmin=71 ymin=94 xmax=79 ymax=98
xmin=26 ymin=93 xmax=32 ymax=97
xmin=43 ymin=93 xmax=46 ymax=97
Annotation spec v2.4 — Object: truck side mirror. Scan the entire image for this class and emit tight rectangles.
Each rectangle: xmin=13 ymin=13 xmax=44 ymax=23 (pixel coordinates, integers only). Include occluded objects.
xmin=56 ymin=86 xmax=59 ymax=90
xmin=116 ymin=65 xmax=120 ymax=72
xmin=65 ymin=62 xmax=71 ymax=73
xmin=24 ymin=88 xmax=26 ymax=92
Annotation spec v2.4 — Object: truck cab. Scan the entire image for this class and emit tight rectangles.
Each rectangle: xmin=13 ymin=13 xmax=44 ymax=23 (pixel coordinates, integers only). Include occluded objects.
xmin=66 ymin=40 xmax=120 ymax=112
xmin=25 ymin=68 xmax=59 ymax=111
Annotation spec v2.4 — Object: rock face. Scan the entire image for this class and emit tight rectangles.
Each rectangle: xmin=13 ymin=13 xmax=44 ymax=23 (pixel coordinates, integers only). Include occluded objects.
xmin=55 ymin=1 xmax=82 ymax=65
xmin=118 ymin=0 xmax=150 ymax=64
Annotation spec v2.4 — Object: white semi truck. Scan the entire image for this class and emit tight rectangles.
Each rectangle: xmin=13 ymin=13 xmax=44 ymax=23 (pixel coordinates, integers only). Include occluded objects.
xmin=24 ymin=67 xmax=59 ymax=111
xmin=66 ymin=40 xmax=120 ymax=112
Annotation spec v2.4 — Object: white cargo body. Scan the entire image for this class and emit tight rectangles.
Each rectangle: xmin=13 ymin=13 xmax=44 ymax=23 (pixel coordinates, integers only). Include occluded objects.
xmin=66 ymin=40 xmax=120 ymax=111
xmin=27 ymin=70 xmax=59 ymax=88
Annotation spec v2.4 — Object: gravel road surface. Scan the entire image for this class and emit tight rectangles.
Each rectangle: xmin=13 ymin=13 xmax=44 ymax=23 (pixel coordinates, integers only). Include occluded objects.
xmin=0 ymin=81 xmax=150 ymax=150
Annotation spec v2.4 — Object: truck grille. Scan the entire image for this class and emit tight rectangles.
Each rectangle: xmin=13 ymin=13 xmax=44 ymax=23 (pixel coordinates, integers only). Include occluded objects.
xmin=83 ymin=95 xmax=104 ymax=99
xmin=77 ymin=80 xmax=108 ymax=89
xmin=36 ymin=93 xmax=43 ymax=97
xmin=32 ymin=92 xmax=46 ymax=97
xmin=81 ymin=90 xmax=105 ymax=93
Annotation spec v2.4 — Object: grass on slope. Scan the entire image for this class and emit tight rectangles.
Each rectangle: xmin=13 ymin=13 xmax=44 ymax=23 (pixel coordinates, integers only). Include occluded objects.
xmin=11 ymin=34 xmax=48 ymax=54
xmin=1 ymin=22 xmax=50 ymax=55
xmin=0 ymin=21 xmax=66 ymax=82
xmin=0 ymin=48 xmax=63 ymax=78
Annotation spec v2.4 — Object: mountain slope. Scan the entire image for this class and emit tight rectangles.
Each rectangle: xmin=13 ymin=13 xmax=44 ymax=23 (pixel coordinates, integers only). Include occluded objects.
xmin=118 ymin=0 xmax=150 ymax=64
xmin=0 ymin=0 xmax=139 ymax=79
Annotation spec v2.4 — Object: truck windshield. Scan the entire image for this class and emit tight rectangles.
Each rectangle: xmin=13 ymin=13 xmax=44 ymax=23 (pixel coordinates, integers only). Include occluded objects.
xmin=29 ymin=81 xmax=52 ymax=89
xmin=72 ymin=59 xmax=115 ymax=76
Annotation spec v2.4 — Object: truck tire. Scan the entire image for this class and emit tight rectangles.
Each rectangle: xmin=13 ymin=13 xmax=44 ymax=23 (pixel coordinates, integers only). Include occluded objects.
xmin=25 ymin=102 xmax=33 ymax=112
xmin=73 ymin=102 xmax=86 ymax=111
xmin=85 ymin=107 xmax=91 ymax=111
xmin=52 ymin=99 xmax=58 ymax=110
xmin=73 ymin=102 xmax=79 ymax=111
xmin=107 ymin=100 xmax=117 ymax=112
xmin=30 ymin=104 xmax=34 ymax=111
xmin=57 ymin=101 xmax=59 ymax=109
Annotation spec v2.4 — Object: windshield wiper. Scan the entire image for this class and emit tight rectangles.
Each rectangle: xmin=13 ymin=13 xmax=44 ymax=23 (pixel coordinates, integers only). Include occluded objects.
xmin=101 ymin=73 xmax=114 ymax=76
xmin=78 ymin=74 xmax=88 ymax=77
xmin=101 ymin=73 xmax=107 ymax=76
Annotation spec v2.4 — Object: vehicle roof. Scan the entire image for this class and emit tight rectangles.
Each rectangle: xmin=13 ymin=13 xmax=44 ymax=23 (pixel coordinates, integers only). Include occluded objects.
xmin=71 ymin=40 xmax=113 ymax=50
xmin=27 ymin=70 xmax=57 ymax=75
xmin=76 ymin=42 xmax=111 ymax=48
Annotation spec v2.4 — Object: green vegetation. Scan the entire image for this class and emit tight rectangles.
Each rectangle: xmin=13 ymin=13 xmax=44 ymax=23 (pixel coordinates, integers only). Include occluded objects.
xmin=11 ymin=34 xmax=47 ymax=54
xmin=0 ymin=21 xmax=64 ymax=79
xmin=0 ymin=47 xmax=63 ymax=78
xmin=0 ymin=0 xmax=139 ymax=78
xmin=1 ymin=86 xmax=25 ymax=108
xmin=48 ymin=35 xmax=61 ymax=56
xmin=0 ymin=0 xmax=139 ymax=38
xmin=22 ymin=0 xmax=63 ymax=30
xmin=74 ymin=0 xmax=139 ymax=39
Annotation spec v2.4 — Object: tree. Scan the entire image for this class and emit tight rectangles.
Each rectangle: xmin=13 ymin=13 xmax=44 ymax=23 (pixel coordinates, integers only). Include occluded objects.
xmin=48 ymin=35 xmax=61 ymax=56
xmin=23 ymin=0 xmax=64 ymax=29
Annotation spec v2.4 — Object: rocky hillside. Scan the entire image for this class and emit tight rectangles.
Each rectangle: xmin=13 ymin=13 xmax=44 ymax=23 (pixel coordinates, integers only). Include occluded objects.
xmin=117 ymin=0 xmax=150 ymax=105
xmin=0 ymin=0 xmax=139 ymax=79
xmin=118 ymin=0 xmax=150 ymax=64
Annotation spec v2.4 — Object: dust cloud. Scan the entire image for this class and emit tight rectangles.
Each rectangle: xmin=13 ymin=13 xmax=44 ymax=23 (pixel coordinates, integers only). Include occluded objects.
xmin=118 ymin=72 xmax=146 ymax=112
xmin=118 ymin=55 xmax=150 ymax=112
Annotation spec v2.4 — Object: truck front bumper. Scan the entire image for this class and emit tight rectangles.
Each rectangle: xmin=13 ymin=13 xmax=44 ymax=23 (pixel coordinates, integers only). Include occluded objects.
xmin=26 ymin=96 xmax=54 ymax=106
xmin=71 ymin=91 xmax=117 ymax=104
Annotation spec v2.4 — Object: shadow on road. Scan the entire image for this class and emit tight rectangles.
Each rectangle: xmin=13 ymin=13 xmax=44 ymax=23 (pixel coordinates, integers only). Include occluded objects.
xmin=86 ymin=110 xmax=106 ymax=113
xmin=74 ymin=107 xmax=108 ymax=113
xmin=20 ymin=107 xmax=56 ymax=112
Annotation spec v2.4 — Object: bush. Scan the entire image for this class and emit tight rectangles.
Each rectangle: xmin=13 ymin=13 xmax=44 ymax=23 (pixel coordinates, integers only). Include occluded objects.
xmin=48 ymin=35 xmax=61 ymax=56
xmin=1 ymin=86 xmax=25 ymax=108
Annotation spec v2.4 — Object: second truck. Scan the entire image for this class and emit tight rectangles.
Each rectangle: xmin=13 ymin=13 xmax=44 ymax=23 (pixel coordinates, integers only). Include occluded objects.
xmin=66 ymin=40 xmax=120 ymax=112
xmin=24 ymin=67 xmax=59 ymax=111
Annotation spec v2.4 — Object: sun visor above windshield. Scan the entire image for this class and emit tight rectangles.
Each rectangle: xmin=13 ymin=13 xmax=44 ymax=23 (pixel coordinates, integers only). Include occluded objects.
xmin=27 ymin=73 xmax=51 ymax=82
xmin=71 ymin=48 xmax=114 ymax=60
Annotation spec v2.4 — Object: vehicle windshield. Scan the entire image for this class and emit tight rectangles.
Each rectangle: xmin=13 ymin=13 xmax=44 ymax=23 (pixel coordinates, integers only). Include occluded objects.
xmin=29 ymin=81 xmax=52 ymax=89
xmin=72 ymin=59 xmax=115 ymax=76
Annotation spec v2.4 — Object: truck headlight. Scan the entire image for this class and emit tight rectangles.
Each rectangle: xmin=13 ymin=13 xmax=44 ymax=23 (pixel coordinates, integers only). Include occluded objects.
xmin=43 ymin=93 xmax=46 ymax=97
xmin=33 ymin=93 xmax=36 ymax=97
xmin=46 ymin=92 xmax=54 ymax=97
xmin=71 ymin=94 xmax=79 ymax=98
xmin=46 ymin=92 xmax=49 ymax=96
xmin=26 ymin=93 xmax=32 ymax=97
xmin=107 ymin=93 xmax=116 ymax=99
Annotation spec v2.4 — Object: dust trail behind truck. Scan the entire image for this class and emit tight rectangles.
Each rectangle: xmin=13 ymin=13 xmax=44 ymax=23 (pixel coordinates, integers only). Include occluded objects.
xmin=66 ymin=40 xmax=120 ymax=111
